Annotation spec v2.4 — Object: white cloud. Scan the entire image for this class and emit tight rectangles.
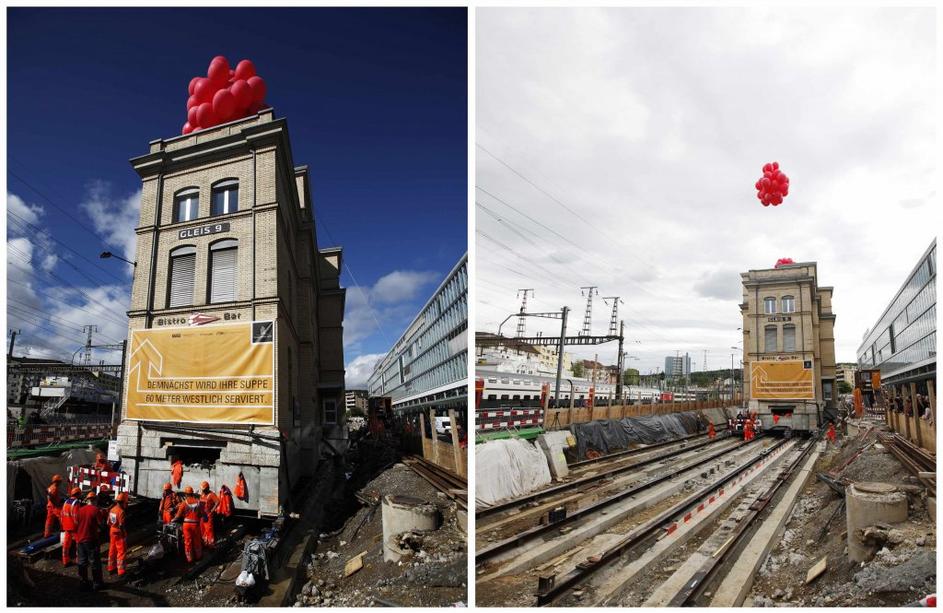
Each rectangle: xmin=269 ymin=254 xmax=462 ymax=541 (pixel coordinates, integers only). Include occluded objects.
xmin=477 ymin=7 xmax=937 ymax=369
xmin=345 ymin=353 xmax=385 ymax=388
xmin=8 ymin=192 xmax=44 ymax=225
xmin=80 ymin=181 xmax=141 ymax=269
xmin=372 ymin=270 xmax=440 ymax=304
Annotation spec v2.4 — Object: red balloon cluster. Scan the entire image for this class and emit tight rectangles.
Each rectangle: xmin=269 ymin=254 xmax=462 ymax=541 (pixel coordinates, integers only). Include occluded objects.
xmin=755 ymin=162 xmax=789 ymax=206
xmin=774 ymin=257 xmax=795 ymax=268
xmin=182 ymin=56 xmax=268 ymax=134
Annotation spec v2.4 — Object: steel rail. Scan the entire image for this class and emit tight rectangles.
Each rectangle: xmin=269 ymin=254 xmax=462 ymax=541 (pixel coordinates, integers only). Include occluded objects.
xmin=666 ymin=438 xmax=815 ymax=606
xmin=477 ymin=436 xmax=763 ymax=563
xmin=534 ymin=438 xmax=789 ymax=606
xmin=478 ymin=433 xmax=731 ymax=522
xmin=568 ymin=432 xmax=708 ymax=469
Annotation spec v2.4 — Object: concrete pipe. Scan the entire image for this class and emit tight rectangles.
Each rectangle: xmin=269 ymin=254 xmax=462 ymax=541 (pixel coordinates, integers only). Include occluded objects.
xmin=381 ymin=495 xmax=440 ymax=562
xmin=846 ymin=482 xmax=909 ymax=563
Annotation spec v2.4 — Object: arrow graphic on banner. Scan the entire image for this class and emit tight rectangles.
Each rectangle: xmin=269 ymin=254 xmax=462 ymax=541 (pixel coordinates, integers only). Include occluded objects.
xmin=128 ymin=338 xmax=164 ymax=390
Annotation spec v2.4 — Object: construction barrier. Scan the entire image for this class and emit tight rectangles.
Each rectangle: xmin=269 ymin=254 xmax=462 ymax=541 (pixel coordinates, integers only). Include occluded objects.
xmin=7 ymin=421 xmax=113 ymax=449
xmin=476 ymin=408 xmax=543 ymax=431
xmin=543 ymin=399 xmax=737 ymax=430
xmin=68 ymin=465 xmax=132 ymax=494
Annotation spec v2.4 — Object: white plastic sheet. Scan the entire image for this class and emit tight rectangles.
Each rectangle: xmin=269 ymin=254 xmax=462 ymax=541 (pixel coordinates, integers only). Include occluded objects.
xmin=475 ymin=438 xmax=552 ymax=506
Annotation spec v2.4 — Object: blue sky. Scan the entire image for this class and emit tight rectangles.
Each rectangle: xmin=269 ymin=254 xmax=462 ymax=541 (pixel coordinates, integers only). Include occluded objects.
xmin=6 ymin=8 xmax=467 ymax=386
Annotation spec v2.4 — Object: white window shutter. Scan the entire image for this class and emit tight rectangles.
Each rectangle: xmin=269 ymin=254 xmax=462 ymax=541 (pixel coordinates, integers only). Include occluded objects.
xmin=169 ymin=253 xmax=196 ymax=307
xmin=210 ymin=248 xmax=237 ymax=303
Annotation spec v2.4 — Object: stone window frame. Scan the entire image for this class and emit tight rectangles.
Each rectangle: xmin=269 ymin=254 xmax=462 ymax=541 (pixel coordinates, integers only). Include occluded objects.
xmin=167 ymin=244 xmax=197 ymax=308
xmin=781 ymin=295 xmax=796 ymax=313
xmin=210 ymin=178 xmax=239 ymax=217
xmin=207 ymin=238 xmax=239 ymax=304
xmin=173 ymin=187 xmax=200 ymax=223
xmin=763 ymin=296 xmax=777 ymax=314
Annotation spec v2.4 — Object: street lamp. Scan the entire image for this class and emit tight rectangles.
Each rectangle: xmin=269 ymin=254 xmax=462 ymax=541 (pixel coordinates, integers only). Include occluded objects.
xmin=100 ymin=251 xmax=137 ymax=267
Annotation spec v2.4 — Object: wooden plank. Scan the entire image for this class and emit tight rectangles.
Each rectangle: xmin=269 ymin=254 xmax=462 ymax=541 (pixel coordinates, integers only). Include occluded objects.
xmin=805 ymin=556 xmax=827 ymax=584
xmin=344 ymin=550 xmax=368 ymax=577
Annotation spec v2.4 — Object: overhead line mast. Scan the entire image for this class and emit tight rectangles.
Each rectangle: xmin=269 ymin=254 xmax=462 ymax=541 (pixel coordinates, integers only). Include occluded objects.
xmin=516 ymin=289 xmax=534 ymax=337
xmin=579 ymin=286 xmax=598 ymax=336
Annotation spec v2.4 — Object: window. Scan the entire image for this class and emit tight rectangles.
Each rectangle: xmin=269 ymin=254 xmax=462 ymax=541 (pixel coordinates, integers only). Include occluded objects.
xmin=211 ymin=180 xmax=239 ymax=216
xmin=781 ymin=295 xmax=795 ymax=313
xmin=783 ymin=324 xmax=796 ymax=352
xmin=764 ymin=325 xmax=778 ymax=352
xmin=323 ymin=398 xmax=338 ymax=425
xmin=168 ymin=246 xmax=196 ymax=307
xmin=209 ymin=239 xmax=238 ymax=303
xmin=764 ymin=297 xmax=776 ymax=314
xmin=174 ymin=188 xmax=199 ymax=223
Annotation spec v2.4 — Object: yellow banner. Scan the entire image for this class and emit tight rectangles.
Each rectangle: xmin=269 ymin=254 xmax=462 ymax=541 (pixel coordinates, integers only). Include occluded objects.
xmin=125 ymin=321 xmax=275 ymax=424
xmin=751 ymin=359 xmax=815 ymax=400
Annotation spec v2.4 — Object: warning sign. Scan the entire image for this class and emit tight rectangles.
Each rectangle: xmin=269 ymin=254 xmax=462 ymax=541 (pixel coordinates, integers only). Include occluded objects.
xmin=124 ymin=321 xmax=275 ymax=424
xmin=751 ymin=359 xmax=815 ymax=400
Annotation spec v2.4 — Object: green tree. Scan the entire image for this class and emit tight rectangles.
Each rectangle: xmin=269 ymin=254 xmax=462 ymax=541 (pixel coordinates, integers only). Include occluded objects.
xmin=623 ymin=368 xmax=640 ymax=385
xmin=838 ymin=381 xmax=853 ymax=395
xmin=572 ymin=362 xmax=585 ymax=377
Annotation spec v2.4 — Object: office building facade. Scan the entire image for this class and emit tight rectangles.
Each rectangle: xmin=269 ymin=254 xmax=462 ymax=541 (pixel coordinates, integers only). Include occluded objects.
xmin=368 ymin=253 xmax=467 ymax=415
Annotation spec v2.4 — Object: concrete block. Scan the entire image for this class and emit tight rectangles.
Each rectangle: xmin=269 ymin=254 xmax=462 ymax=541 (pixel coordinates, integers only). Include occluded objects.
xmin=536 ymin=431 xmax=571 ymax=481
xmin=381 ymin=495 xmax=440 ymax=562
xmin=846 ymin=482 xmax=908 ymax=562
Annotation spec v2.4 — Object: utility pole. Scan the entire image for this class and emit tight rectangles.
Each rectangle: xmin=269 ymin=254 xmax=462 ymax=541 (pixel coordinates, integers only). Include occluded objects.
xmin=8 ymin=329 xmax=21 ymax=358
xmin=82 ymin=325 xmax=99 ymax=366
xmin=553 ymin=307 xmax=570 ymax=404
xmin=730 ymin=352 xmax=735 ymax=407
xmin=616 ymin=321 xmax=625 ymax=402
xmin=515 ymin=289 xmax=534 ymax=337
xmin=579 ymin=286 xmax=598 ymax=336
xmin=602 ymin=297 xmax=623 ymax=336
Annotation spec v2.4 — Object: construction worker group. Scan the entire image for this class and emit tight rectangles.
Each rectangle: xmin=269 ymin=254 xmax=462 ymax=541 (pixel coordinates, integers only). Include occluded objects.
xmin=45 ymin=469 xmax=233 ymax=591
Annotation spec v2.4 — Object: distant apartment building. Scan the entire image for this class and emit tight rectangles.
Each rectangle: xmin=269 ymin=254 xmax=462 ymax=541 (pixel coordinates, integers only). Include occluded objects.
xmin=664 ymin=354 xmax=691 ymax=378
xmin=344 ymin=389 xmax=368 ymax=415
xmin=368 ymin=253 xmax=467 ymax=415
xmin=835 ymin=362 xmax=858 ymax=391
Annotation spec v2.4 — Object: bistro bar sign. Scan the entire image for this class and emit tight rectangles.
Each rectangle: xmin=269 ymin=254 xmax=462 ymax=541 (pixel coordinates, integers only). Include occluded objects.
xmin=179 ymin=222 xmax=230 ymax=240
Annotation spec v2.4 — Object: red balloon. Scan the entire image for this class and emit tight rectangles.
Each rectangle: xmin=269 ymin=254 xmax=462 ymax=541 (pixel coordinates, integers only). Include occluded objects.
xmin=194 ymin=78 xmax=217 ymax=103
xmin=772 ymin=161 xmax=779 ymax=170
xmin=213 ymin=89 xmax=236 ymax=122
xmin=763 ymin=163 xmax=772 ymax=173
xmin=188 ymin=105 xmax=198 ymax=126
xmin=762 ymin=200 xmax=770 ymax=207
xmin=196 ymin=102 xmax=217 ymax=128
xmin=187 ymin=94 xmax=199 ymax=110
xmin=247 ymin=76 xmax=266 ymax=103
xmin=182 ymin=122 xmax=193 ymax=135
xmin=754 ymin=180 xmax=762 ymax=190
xmin=229 ymin=69 xmax=235 ymax=81
xmin=771 ymin=193 xmax=783 ymax=205
xmin=230 ymin=80 xmax=253 ymax=111
xmin=188 ymin=76 xmax=200 ymax=95
xmin=235 ymin=59 xmax=256 ymax=81
xmin=782 ymin=187 xmax=789 ymax=196
xmin=208 ymin=58 xmax=230 ymax=86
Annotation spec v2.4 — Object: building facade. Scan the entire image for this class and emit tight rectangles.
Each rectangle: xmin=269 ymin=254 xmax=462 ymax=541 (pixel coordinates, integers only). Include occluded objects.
xmin=856 ymin=241 xmax=935 ymax=390
xmin=116 ymin=110 xmax=346 ymax=516
xmin=835 ymin=362 xmax=858 ymax=392
xmin=740 ymin=261 xmax=837 ymax=431
xmin=664 ymin=354 xmax=692 ymax=378
xmin=344 ymin=388 xmax=368 ymax=415
xmin=368 ymin=253 xmax=467 ymax=415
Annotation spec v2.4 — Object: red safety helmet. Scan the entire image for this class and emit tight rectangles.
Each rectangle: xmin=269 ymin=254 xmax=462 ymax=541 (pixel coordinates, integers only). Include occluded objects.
xmin=70 ymin=487 xmax=82 ymax=497
xmin=163 ymin=482 xmax=173 ymax=492
xmin=184 ymin=486 xmax=194 ymax=495
xmin=51 ymin=474 xmax=63 ymax=483
xmin=116 ymin=492 xmax=129 ymax=504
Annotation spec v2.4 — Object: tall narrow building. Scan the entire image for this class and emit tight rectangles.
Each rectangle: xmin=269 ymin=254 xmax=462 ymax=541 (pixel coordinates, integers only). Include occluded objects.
xmin=740 ymin=261 xmax=836 ymax=433
xmin=117 ymin=110 xmax=345 ymax=516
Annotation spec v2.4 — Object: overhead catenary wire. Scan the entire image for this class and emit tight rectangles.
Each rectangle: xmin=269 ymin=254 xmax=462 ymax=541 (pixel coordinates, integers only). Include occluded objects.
xmin=6 ymin=299 xmax=125 ymax=345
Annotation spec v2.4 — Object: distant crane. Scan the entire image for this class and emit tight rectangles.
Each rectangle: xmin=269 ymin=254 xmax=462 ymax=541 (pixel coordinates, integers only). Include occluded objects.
xmin=516 ymin=289 xmax=534 ymax=337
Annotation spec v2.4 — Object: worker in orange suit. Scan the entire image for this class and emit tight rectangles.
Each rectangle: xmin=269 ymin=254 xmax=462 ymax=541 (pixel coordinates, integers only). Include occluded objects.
xmin=173 ymin=486 xmax=204 ymax=563
xmin=158 ymin=482 xmax=180 ymax=525
xmin=107 ymin=492 xmax=129 ymax=576
xmin=743 ymin=417 xmax=754 ymax=442
xmin=171 ymin=457 xmax=184 ymax=488
xmin=45 ymin=474 xmax=65 ymax=537
xmin=826 ymin=421 xmax=837 ymax=443
xmin=94 ymin=452 xmax=111 ymax=472
xmin=707 ymin=421 xmax=716 ymax=439
xmin=60 ymin=487 xmax=83 ymax=566
xmin=199 ymin=481 xmax=220 ymax=548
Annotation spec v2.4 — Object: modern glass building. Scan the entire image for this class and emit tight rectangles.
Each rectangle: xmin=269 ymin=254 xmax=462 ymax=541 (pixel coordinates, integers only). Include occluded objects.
xmin=367 ymin=253 xmax=468 ymax=415
xmin=856 ymin=240 xmax=936 ymax=385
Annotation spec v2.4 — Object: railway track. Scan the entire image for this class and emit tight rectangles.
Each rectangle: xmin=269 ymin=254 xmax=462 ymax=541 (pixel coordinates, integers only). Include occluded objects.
xmin=403 ymin=455 xmax=468 ymax=509
xmin=534 ymin=438 xmax=792 ymax=606
xmin=477 ymin=432 xmax=733 ymax=526
xmin=477 ymin=435 xmax=764 ymax=565
xmin=568 ymin=431 xmax=714 ymax=469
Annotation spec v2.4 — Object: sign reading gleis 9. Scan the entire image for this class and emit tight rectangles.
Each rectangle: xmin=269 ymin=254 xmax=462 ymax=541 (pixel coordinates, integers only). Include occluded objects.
xmin=750 ymin=359 xmax=815 ymax=400
xmin=125 ymin=321 xmax=275 ymax=424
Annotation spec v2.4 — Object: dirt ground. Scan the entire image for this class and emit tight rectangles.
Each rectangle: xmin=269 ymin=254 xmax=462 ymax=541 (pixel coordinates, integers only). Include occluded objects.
xmin=750 ymin=422 xmax=936 ymax=607
xmin=294 ymin=462 xmax=467 ymax=607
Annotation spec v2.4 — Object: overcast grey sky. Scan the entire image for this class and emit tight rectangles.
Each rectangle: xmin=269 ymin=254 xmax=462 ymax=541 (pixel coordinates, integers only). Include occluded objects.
xmin=476 ymin=7 xmax=937 ymax=375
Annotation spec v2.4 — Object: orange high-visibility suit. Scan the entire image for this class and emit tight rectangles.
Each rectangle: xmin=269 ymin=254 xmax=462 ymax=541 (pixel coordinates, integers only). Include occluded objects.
xmin=44 ymin=478 xmax=64 ymax=538
xmin=174 ymin=494 xmax=204 ymax=563
xmin=60 ymin=490 xmax=82 ymax=565
xmin=742 ymin=418 xmax=753 ymax=442
xmin=171 ymin=460 xmax=184 ymax=488
xmin=200 ymin=488 xmax=220 ymax=548
xmin=826 ymin=422 xmax=837 ymax=443
xmin=707 ymin=422 xmax=716 ymax=439
xmin=107 ymin=495 xmax=128 ymax=576
xmin=159 ymin=486 xmax=180 ymax=525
